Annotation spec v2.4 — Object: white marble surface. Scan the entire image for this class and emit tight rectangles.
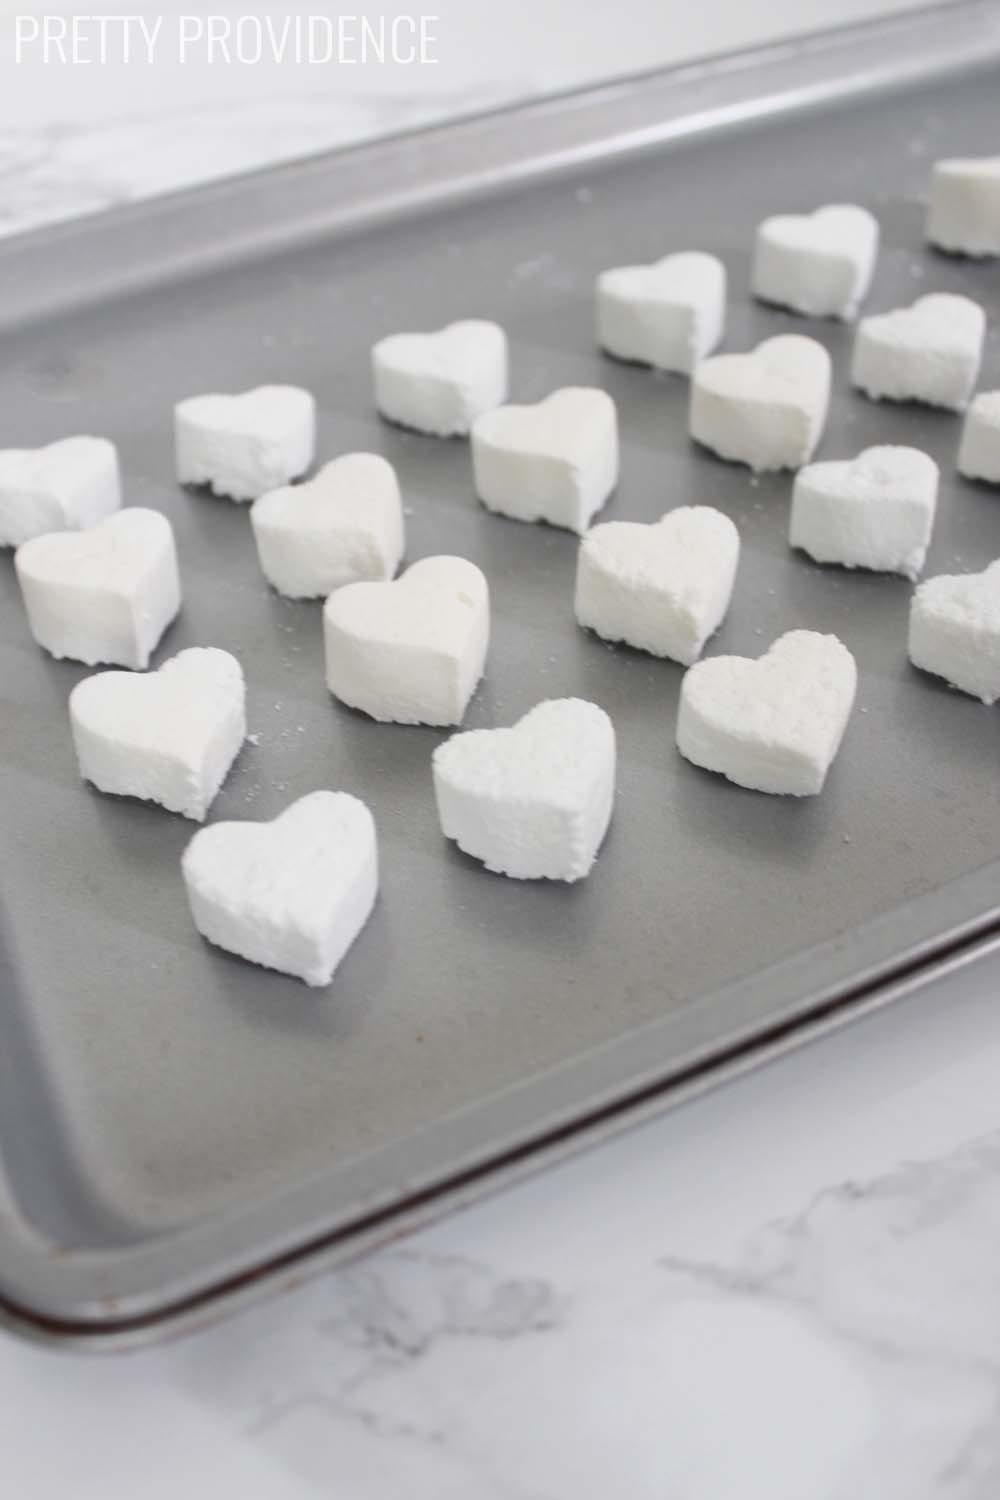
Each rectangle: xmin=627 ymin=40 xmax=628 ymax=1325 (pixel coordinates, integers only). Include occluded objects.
xmin=4 ymin=2 xmax=1000 ymax=1496
xmin=6 ymin=949 xmax=1000 ymax=1499
xmin=0 ymin=0 xmax=933 ymax=238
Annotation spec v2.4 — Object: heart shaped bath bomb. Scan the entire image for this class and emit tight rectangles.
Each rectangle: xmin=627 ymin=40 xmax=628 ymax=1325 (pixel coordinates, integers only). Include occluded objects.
xmin=927 ymin=156 xmax=1000 ymax=257
xmin=251 ymin=453 xmax=405 ymax=599
xmin=472 ymin=387 xmax=619 ymax=533
xmin=751 ymin=204 xmax=879 ymax=319
xmin=373 ymin=319 xmax=508 ymax=437
xmin=851 ymin=293 xmax=984 ymax=411
xmin=175 ymin=384 xmax=316 ymax=500
xmin=575 ymin=505 xmax=740 ymax=664
xmin=0 ymin=436 xmax=120 ymax=548
xmin=690 ymin=335 xmax=831 ymax=472
xmin=596 ymin=251 xmax=726 ymax=373
xmin=958 ymin=390 xmax=1000 ymax=484
xmin=323 ymin=555 xmax=489 ymax=725
xmin=790 ymin=445 xmax=939 ymax=580
xmin=15 ymin=508 xmax=181 ymax=669
xmin=70 ymin=647 xmax=245 ymax=820
xmin=677 ymin=629 xmax=857 ymax=795
xmin=182 ymin=790 xmax=378 ymax=987
xmin=433 ymin=697 xmax=616 ymax=881
xmin=909 ymin=559 xmax=1000 ymax=703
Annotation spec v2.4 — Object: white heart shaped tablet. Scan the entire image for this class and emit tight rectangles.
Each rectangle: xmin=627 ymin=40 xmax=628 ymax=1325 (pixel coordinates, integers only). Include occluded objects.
xmin=373 ymin=319 xmax=508 ymax=436
xmin=958 ymin=391 xmax=1000 ymax=484
xmin=251 ymin=453 xmax=405 ymax=599
xmin=575 ymin=506 xmax=740 ymax=664
xmin=690 ymin=335 xmax=831 ymax=472
xmin=15 ymin=508 xmax=181 ymax=669
xmin=790 ymin=445 xmax=939 ymax=580
xmin=324 ymin=555 xmax=489 ymax=726
xmin=752 ymin=204 xmax=879 ymax=319
xmin=182 ymin=790 xmax=378 ymax=987
xmin=70 ymin=647 xmax=246 ymax=820
xmin=909 ymin=559 xmax=1000 ymax=704
xmin=0 ymin=436 xmax=121 ymax=548
xmin=472 ymin=387 xmax=619 ymax=533
xmin=851 ymin=293 xmax=985 ymax=411
xmin=596 ymin=251 xmax=726 ymax=373
xmin=433 ymin=698 xmax=616 ymax=881
xmin=677 ymin=629 xmax=857 ymax=796
xmin=175 ymin=384 xmax=316 ymax=500
xmin=927 ymin=156 xmax=1000 ymax=257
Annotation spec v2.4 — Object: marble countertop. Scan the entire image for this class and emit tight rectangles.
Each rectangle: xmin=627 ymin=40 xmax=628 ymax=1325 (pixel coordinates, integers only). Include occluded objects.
xmin=3 ymin=3 xmax=999 ymax=1496
xmin=6 ymin=948 xmax=1000 ymax=1499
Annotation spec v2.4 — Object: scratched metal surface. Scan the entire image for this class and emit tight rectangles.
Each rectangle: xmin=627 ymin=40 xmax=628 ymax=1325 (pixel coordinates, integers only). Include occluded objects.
xmin=0 ymin=25 xmax=998 ymax=1338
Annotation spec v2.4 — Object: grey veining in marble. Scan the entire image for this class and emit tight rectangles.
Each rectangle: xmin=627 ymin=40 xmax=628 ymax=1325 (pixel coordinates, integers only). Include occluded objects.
xmin=149 ymin=1130 xmax=1000 ymax=1499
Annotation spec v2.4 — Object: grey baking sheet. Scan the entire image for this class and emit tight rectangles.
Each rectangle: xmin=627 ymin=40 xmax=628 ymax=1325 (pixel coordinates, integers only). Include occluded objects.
xmin=1 ymin=3 xmax=1000 ymax=1343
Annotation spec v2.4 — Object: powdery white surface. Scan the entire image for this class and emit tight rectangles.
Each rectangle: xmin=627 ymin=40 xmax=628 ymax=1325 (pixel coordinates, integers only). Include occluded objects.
xmin=909 ymin=559 xmax=1000 ymax=705
xmin=175 ymin=385 xmax=316 ymax=501
xmin=433 ymin=697 xmax=615 ymax=881
xmin=958 ymin=390 xmax=1000 ymax=484
xmin=471 ymin=387 xmax=619 ymax=532
xmin=596 ymin=251 xmax=726 ymax=373
xmin=251 ymin=454 xmax=405 ymax=599
xmin=926 ymin=156 xmax=1000 ymax=257
xmin=751 ymin=203 xmax=879 ymax=320
xmin=323 ymin=555 xmax=489 ymax=725
xmin=677 ymin=628 xmax=857 ymax=795
xmin=182 ymin=789 xmax=378 ymax=987
xmin=790 ymin=445 xmax=939 ymax=580
xmin=372 ymin=320 xmax=508 ymax=436
xmin=850 ymin=293 xmax=985 ymax=411
xmin=14 ymin=507 xmax=180 ymax=669
xmin=689 ymin=334 xmax=831 ymax=472
xmin=575 ymin=505 xmax=740 ymax=664
xmin=69 ymin=647 xmax=246 ymax=820
xmin=0 ymin=436 xmax=120 ymax=548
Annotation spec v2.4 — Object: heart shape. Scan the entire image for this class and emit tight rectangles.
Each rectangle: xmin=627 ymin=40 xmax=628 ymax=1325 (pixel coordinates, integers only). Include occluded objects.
xmin=909 ymin=559 xmax=1000 ymax=704
xmin=851 ymin=293 xmax=985 ymax=411
xmin=0 ymin=436 xmax=120 ymax=548
xmin=251 ymin=453 xmax=405 ymax=599
xmin=790 ymin=445 xmax=939 ymax=579
xmin=958 ymin=390 xmax=1000 ymax=484
xmin=472 ymin=387 xmax=619 ymax=533
xmin=15 ymin=508 xmax=181 ymax=669
xmin=182 ymin=790 xmax=378 ymax=987
xmin=373 ymin=319 xmax=508 ymax=436
xmin=752 ymin=204 xmax=878 ymax=319
xmin=69 ymin=647 xmax=246 ymax=820
xmin=677 ymin=629 xmax=857 ymax=795
xmin=690 ymin=335 xmax=831 ymax=472
xmin=596 ymin=251 xmax=725 ymax=372
xmin=433 ymin=697 xmax=616 ymax=881
xmin=575 ymin=505 xmax=740 ymax=664
xmin=927 ymin=156 xmax=1000 ymax=257
xmin=323 ymin=554 xmax=490 ymax=725
xmin=175 ymin=384 xmax=316 ymax=500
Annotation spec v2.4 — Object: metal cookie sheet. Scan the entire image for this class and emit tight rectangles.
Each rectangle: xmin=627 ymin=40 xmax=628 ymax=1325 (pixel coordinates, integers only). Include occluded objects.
xmin=1 ymin=3 xmax=999 ymax=1344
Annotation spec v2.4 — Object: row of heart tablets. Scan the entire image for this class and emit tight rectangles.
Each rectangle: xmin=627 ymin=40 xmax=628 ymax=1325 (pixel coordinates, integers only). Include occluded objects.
xmin=70 ymin=632 xmax=851 ymax=987
xmin=3 ymin=292 xmax=996 ymax=556
xmin=11 ymin=339 xmax=999 ymax=726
